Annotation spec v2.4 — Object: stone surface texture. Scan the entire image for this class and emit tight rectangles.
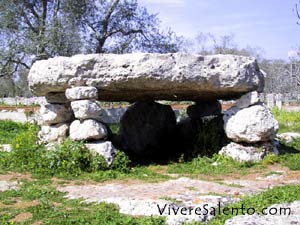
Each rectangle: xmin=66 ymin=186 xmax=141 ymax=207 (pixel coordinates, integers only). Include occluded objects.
xmin=223 ymin=104 xmax=279 ymax=143
xmin=277 ymin=132 xmax=300 ymax=143
xmin=69 ymin=119 xmax=107 ymax=141
xmin=71 ymin=100 xmax=102 ymax=120
xmin=40 ymin=103 xmax=72 ymax=125
xmin=65 ymin=86 xmax=98 ymax=100
xmin=0 ymin=144 xmax=12 ymax=152
xmin=234 ymin=91 xmax=260 ymax=109
xmin=45 ymin=92 xmax=69 ymax=104
xmin=85 ymin=141 xmax=117 ymax=165
xmin=219 ymin=142 xmax=275 ymax=162
xmin=28 ymin=53 xmax=264 ymax=101
xmin=38 ymin=123 xmax=69 ymax=143
xmin=224 ymin=201 xmax=300 ymax=225
xmin=0 ymin=181 xmax=19 ymax=192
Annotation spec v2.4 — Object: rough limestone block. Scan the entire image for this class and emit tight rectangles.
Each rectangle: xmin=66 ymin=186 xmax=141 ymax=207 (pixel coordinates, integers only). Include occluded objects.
xmin=45 ymin=92 xmax=69 ymax=104
xmin=71 ymin=100 xmax=102 ymax=120
xmin=69 ymin=119 xmax=107 ymax=141
xmin=38 ymin=123 xmax=69 ymax=143
xmin=65 ymin=86 xmax=98 ymax=100
xmin=28 ymin=53 xmax=264 ymax=101
xmin=234 ymin=91 xmax=260 ymax=109
xmin=219 ymin=142 xmax=275 ymax=162
xmin=223 ymin=104 xmax=279 ymax=143
xmin=85 ymin=141 xmax=117 ymax=165
xmin=40 ymin=103 xmax=72 ymax=125
xmin=0 ymin=144 xmax=12 ymax=152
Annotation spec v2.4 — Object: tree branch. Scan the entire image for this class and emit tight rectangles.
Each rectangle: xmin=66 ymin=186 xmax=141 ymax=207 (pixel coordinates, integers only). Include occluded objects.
xmin=22 ymin=0 xmax=40 ymax=20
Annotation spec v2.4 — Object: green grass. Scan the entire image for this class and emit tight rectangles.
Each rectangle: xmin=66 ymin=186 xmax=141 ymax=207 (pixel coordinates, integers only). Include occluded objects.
xmin=272 ymin=107 xmax=300 ymax=133
xmin=167 ymin=154 xmax=257 ymax=177
xmin=0 ymin=179 xmax=166 ymax=225
xmin=0 ymin=120 xmax=31 ymax=144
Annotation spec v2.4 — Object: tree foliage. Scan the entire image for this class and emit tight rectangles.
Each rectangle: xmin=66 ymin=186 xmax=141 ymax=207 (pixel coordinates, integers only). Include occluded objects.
xmin=0 ymin=0 xmax=181 ymax=97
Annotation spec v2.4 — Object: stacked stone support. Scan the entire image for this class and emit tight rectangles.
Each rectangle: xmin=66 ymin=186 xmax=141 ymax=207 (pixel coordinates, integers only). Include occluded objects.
xmin=38 ymin=94 xmax=72 ymax=144
xmin=220 ymin=91 xmax=279 ymax=162
xmin=39 ymin=87 xmax=116 ymax=165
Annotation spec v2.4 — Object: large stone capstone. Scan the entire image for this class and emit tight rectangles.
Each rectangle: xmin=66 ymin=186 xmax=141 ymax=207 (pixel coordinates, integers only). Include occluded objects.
xmin=28 ymin=53 xmax=264 ymax=101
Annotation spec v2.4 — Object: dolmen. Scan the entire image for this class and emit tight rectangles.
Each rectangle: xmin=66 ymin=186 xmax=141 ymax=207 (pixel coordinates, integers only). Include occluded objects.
xmin=28 ymin=53 xmax=278 ymax=163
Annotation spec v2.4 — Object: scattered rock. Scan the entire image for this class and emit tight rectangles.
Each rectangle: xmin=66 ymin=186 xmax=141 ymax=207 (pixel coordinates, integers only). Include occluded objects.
xmin=45 ymin=92 xmax=69 ymax=104
xmin=38 ymin=123 xmax=69 ymax=143
xmin=223 ymin=104 xmax=279 ymax=143
xmin=85 ymin=141 xmax=117 ymax=165
xmin=187 ymin=100 xmax=221 ymax=119
xmin=224 ymin=201 xmax=300 ymax=225
xmin=40 ymin=103 xmax=72 ymax=125
xmin=69 ymin=119 xmax=107 ymax=141
xmin=28 ymin=53 xmax=264 ymax=101
xmin=65 ymin=86 xmax=98 ymax=101
xmin=277 ymin=132 xmax=300 ymax=143
xmin=234 ymin=91 xmax=260 ymax=109
xmin=71 ymin=100 xmax=103 ymax=120
xmin=115 ymin=101 xmax=176 ymax=160
xmin=219 ymin=142 xmax=275 ymax=162
xmin=0 ymin=180 xmax=18 ymax=192
xmin=0 ymin=144 xmax=12 ymax=152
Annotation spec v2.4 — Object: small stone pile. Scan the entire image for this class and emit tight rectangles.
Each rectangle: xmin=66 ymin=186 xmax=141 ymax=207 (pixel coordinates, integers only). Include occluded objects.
xmin=220 ymin=91 xmax=279 ymax=162
xmin=38 ymin=86 xmax=116 ymax=165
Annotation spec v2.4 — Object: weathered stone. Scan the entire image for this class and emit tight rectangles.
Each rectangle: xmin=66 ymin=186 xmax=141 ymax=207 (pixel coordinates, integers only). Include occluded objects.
xmin=234 ymin=91 xmax=260 ymax=109
xmin=224 ymin=201 xmax=300 ymax=225
xmin=114 ymin=101 xmax=176 ymax=160
xmin=28 ymin=53 xmax=264 ymax=101
xmin=38 ymin=123 xmax=69 ymax=143
xmin=40 ymin=104 xmax=72 ymax=125
xmin=71 ymin=100 xmax=102 ymax=120
xmin=219 ymin=142 xmax=275 ymax=162
xmin=277 ymin=132 xmax=300 ymax=143
xmin=0 ymin=144 xmax=12 ymax=152
xmin=45 ymin=92 xmax=69 ymax=104
xmin=187 ymin=100 xmax=221 ymax=119
xmin=223 ymin=104 xmax=279 ymax=143
xmin=65 ymin=86 xmax=98 ymax=100
xmin=69 ymin=119 xmax=107 ymax=141
xmin=0 ymin=181 xmax=19 ymax=192
xmin=85 ymin=141 xmax=117 ymax=165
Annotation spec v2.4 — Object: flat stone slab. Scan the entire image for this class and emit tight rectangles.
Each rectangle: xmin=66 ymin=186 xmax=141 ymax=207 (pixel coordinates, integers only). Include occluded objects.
xmin=28 ymin=53 xmax=264 ymax=101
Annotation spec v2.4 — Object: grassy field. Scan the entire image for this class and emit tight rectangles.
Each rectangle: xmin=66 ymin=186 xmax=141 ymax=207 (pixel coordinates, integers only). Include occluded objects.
xmin=0 ymin=108 xmax=299 ymax=224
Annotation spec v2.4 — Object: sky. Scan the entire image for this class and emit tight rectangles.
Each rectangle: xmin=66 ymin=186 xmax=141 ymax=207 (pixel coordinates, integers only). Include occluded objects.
xmin=139 ymin=0 xmax=300 ymax=61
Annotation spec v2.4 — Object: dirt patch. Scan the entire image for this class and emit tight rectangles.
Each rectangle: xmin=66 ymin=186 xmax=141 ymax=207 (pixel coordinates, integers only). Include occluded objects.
xmin=0 ymin=172 xmax=33 ymax=182
xmin=0 ymin=200 xmax=39 ymax=209
xmin=0 ymin=106 xmax=39 ymax=112
xmin=10 ymin=212 xmax=32 ymax=223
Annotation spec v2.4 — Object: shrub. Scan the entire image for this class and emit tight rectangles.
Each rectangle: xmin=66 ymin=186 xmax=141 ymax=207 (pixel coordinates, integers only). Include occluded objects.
xmin=111 ymin=150 xmax=131 ymax=173
xmin=46 ymin=139 xmax=109 ymax=176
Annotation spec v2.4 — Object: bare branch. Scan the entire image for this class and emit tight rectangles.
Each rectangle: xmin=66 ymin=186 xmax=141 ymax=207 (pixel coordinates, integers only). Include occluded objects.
xmin=22 ymin=0 xmax=40 ymax=20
